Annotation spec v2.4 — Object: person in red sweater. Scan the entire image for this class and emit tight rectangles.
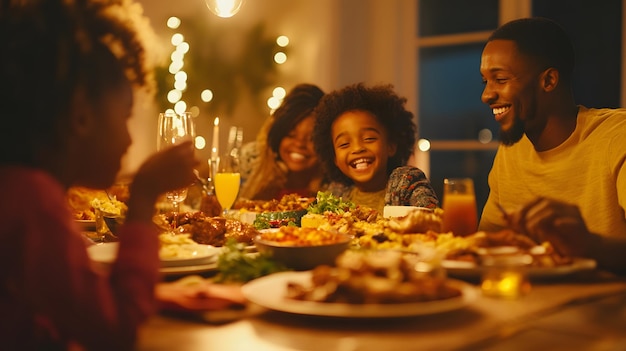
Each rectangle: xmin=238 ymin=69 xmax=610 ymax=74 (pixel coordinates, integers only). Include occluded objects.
xmin=0 ymin=0 xmax=200 ymax=349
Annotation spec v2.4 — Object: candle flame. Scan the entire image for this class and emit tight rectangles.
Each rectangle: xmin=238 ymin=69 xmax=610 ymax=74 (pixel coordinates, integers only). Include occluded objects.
xmin=214 ymin=117 xmax=220 ymax=126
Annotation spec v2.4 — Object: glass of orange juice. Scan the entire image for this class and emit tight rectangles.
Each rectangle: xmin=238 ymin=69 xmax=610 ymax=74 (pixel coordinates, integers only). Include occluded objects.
xmin=214 ymin=152 xmax=240 ymax=215
xmin=441 ymin=178 xmax=478 ymax=236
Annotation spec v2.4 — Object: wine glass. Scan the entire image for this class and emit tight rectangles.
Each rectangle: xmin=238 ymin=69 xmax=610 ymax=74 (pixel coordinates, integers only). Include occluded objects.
xmin=157 ymin=111 xmax=195 ymax=231
xmin=214 ymin=147 xmax=241 ymax=217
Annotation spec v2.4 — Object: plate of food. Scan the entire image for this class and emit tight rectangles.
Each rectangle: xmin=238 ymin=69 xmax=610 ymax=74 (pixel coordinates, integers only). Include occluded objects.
xmin=440 ymin=230 xmax=598 ymax=279
xmin=232 ymin=194 xmax=314 ymax=229
xmin=87 ymin=234 xmax=222 ymax=269
xmin=159 ymin=243 xmax=221 ymax=267
xmin=158 ymin=233 xmax=221 ymax=267
xmin=242 ymin=271 xmax=478 ymax=318
xmin=243 ymin=250 xmax=478 ymax=318
xmin=155 ymin=212 xmax=258 ymax=247
xmin=443 ymin=256 xmax=597 ymax=279
xmin=86 ymin=242 xmax=220 ymax=276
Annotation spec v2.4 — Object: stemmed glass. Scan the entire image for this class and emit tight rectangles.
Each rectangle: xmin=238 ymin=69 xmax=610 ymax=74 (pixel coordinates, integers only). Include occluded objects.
xmin=157 ymin=111 xmax=195 ymax=231
xmin=214 ymin=146 xmax=241 ymax=217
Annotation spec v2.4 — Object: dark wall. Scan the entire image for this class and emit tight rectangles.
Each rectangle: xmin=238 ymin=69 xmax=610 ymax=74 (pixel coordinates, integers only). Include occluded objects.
xmin=534 ymin=0 xmax=622 ymax=108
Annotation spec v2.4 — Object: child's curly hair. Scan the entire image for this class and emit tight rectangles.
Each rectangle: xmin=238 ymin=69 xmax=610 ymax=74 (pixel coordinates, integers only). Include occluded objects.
xmin=312 ymin=83 xmax=416 ymax=185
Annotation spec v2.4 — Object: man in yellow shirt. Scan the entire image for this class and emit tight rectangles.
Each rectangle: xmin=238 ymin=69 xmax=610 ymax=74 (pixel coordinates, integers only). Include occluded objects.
xmin=479 ymin=17 xmax=626 ymax=274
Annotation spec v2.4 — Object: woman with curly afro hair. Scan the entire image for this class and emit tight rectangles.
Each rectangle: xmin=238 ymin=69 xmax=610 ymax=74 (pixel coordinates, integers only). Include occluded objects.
xmin=312 ymin=83 xmax=438 ymax=213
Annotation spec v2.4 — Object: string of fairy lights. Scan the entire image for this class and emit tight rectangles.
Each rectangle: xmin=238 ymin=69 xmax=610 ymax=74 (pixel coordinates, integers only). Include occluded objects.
xmin=163 ymin=16 xmax=290 ymax=154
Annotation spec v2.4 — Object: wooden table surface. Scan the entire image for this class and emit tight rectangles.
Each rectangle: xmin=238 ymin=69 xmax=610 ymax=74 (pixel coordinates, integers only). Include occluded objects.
xmin=137 ymin=270 xmax=626 ymax=351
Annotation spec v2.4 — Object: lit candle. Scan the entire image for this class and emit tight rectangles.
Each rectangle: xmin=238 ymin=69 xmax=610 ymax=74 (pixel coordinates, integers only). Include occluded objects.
xmin=211 ymin=117 xmax=220 ymax=161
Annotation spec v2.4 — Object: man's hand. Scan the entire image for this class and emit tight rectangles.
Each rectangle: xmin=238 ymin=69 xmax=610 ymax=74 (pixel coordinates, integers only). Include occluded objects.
xmin=507 ymin=197 xmax=594 ymax=257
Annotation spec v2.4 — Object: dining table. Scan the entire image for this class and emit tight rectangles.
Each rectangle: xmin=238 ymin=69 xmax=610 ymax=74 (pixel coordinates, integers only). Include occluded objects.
xmin=136 ymin=268 xmax=626 ymax=351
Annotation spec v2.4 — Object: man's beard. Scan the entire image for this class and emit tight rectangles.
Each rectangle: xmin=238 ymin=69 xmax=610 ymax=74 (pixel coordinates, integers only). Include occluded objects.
xmin=499 ymin=117 xmax=525 ymax=146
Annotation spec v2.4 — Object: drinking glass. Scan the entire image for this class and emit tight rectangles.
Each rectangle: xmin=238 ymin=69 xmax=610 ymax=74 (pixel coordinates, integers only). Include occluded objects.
xmin=214 ymin=149 xmax=241 ymax=216
xmin=157 ymin=111 xmax=195 ymax=231
xmin=481 ymin=253 xmax=532 ymax=299
xmin=441 ymin=178 xmax=478 ymax=236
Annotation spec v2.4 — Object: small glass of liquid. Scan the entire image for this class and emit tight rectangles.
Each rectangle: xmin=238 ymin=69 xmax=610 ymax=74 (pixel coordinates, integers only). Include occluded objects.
xmin=481 ymin=253 xmax=533 ymax=299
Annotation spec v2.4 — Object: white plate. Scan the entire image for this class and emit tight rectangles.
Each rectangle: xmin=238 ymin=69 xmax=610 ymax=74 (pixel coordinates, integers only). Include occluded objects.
xmin=443 ymin=257 xmax=597 ymax=279
xmin=160 ymin=262 xmax=219 ymax=276
xmin=160 ymin=244 xmax=221 ymax=267
xmin=242 ymin=271 xmax=478 ymax=318
xmin=87 ymin=242 xmax=220 ymax=268
xmin=383 ymin=206 xmax=432 ymax=218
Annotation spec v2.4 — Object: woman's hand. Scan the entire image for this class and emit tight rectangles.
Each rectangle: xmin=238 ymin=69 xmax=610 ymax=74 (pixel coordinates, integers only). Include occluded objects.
xmin=126 ymin=141 xmax=200 ymax=222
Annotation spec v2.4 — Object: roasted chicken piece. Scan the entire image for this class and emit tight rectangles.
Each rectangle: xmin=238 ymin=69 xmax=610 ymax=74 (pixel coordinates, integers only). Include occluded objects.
xmin=158 ymin=212 xmax=258 ymax=246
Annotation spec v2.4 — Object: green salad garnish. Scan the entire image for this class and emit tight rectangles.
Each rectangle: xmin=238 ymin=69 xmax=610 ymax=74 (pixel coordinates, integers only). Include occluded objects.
xmin=213 ymin=239 xmax=289 ymax=283
xmin=307 ymin=191 xmax=355 ymax=215
xmin=252 ymin=210 xmax=305 ymax=230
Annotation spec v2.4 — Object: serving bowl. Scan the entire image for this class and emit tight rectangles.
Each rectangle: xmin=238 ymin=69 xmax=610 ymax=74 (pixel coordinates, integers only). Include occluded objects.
xmin=254 ymin=228 xmax=351 ymax=271
xmin=103 ymin=215 xmax=123 ymax=236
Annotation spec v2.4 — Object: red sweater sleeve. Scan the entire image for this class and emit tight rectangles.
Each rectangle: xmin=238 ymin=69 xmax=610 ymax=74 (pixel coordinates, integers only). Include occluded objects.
xmin=0 ymin=168 xmax=160 ymax=351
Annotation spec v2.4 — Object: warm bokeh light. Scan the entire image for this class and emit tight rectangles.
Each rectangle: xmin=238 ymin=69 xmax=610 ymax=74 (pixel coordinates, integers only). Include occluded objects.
xmin=201 ymin=89 xmax=214 ymax=102
xmin=166 ymin=18 xmax=191 ymax=114
xmin=171 ymin=33 xmax=184 ymax=46
xmin=174 ymin=101 xmax=187 ymax=115
xmin=276 ymin=35 xmax=289 ymax=47
xmin=272 ymin=86 xmax=286 ymax=99
xmin=267 ymin=96 xmax=281 ymax=110
xmin=273 ymin=52 xmax=287 ymax=64
xmin=174 ymin=71 xmax=188 ymax=83
xmin=417 ymin=138 xmax=431 ymax=152
xmin=478 ymin=129 xmax=493 ymax=143
xmin=167 ymin=89 xmax=182 ymax=103
xmin=195 ymin=136 xmax=206 ymax=150
xmin=174 ymin=80 xmax=187 ymax=91
xmin=168 ymin=60 xmax=184 ymax=74
xmin=167 ymin=17 xmax=181 ymax=29
xmin=189 ymin=106 xmax=200 ymax=117
xmin=204 ymin=0 xmax=244 ymax=18
xmin=170 ymin=50 xmax=184 ymax=63
xmin=176 ymin=42 xmax=190 ymax=54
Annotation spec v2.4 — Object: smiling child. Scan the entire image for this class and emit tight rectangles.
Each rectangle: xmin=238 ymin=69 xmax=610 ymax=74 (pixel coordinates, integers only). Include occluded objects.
xmin=312 ymin=83 xmax=438 ymax=213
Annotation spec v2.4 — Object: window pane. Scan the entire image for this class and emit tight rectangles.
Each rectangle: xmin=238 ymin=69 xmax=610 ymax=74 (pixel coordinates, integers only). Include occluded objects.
xmin=417 ymin=43 xmax=498 ymax=215
xmin=418 ymin=44 xmax=496 ymax=140
xmin=418 ymin=0 xmax=499 ymax=37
